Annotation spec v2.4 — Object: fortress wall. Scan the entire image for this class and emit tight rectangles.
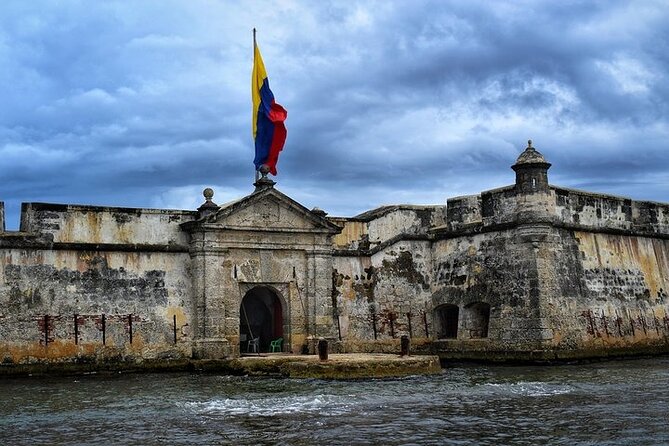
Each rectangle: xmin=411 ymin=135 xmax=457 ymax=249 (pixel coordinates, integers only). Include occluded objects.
xmin=431 ymin=228 xmax=551 ymax=353
xmin=19 ymin=203 xmax=196 ymax=246
xmin=366 ymin=207 xmax=443 ymax=246
xmin=553 ymin=186 xmax=669 ymax=234
xmin=448 ymin=185 xmax=669 ymax=236
xmin=332 ymin=255 xmax=374 ymax=341
xmin=543 ymin=229 xmax=669 ymax=356
xmin=633 ymin=200 xmax=669 ymax=233
xmin=0 ymin=247 xmax=193 ymax=365
xmin=330 ymin=206 xmax=444 ymax=251
xmin=446 ymin=194 xmax=481 ymax=230
xmin=329 ymin=218 xmax=368 ymax=250
xmin=369 ymin=240 xmax=433 ymax=337
xmin=480 ymin=186 xmax=518 ymax=226
xmin=332 ymin=239 xmax=433 ymax=351
xmin=553 ymin=187 xmax=633 ymax=230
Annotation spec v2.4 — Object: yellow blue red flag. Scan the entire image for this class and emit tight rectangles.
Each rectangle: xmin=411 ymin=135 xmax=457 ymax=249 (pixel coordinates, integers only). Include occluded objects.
xmin=252 ymin=30 xmax=287 ymax=175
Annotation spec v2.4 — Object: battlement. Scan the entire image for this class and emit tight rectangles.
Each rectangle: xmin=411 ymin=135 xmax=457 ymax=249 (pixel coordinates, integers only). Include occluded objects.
xmin=444 ymin=184 xmax=669 ymax=236
xmin=18 ymin=202 xmax=197 ymax=247
xmin=330 ymin=205 xmax=446 ymax=251
xmin=553 ymin=186 xmax=669 ymax=234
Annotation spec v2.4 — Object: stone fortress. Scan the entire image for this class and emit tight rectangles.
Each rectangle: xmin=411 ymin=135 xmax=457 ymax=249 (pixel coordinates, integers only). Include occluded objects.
xmin=1 ymin=141 xmax=668 ymax=370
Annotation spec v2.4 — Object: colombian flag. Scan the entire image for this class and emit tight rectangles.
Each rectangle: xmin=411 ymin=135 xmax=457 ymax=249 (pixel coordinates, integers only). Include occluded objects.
xmin=252 ymin=34 xmax=287 ymax=176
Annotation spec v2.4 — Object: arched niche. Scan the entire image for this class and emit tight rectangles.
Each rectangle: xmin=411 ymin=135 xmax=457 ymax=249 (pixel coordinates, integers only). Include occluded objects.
xmin=434 ymin=304 xmax=459 ymax=339
xmin=464 ymin=302 xmax=491 ymax=339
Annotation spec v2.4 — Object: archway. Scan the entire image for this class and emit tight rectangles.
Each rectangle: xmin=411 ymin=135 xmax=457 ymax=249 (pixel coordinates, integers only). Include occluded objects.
xmin=464 ymin=302 xmax=490 ymax=338
xmin=435 ymin=304 xmax=459 ymax=339
xmin=239 ymin=286 xmax=284 ymax=353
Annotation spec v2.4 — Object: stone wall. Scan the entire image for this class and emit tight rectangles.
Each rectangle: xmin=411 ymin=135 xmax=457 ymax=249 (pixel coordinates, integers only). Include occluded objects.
xmin=430 ymin=226 xmax=551 ymax=358
xmin=332 ymin=206 xmax=445 ymax=251
xmin=20 ymin=202 xmax=195 ymax=246
xmin=446 ymin=194 xmax=481 ymax=231
xmin=553 ymin=187 xmax=669 ymax=234
xmin=0 ymin=247 xmax=192 ymax=366
xmin=0 ymin=204 xmax=196 ymax=368
xmin=542 ymin=229 xmax=669 ymax=357
xmin=431 ymin=175 xmax=669 ymax=360
xmin=332 ymin=240 xmax=433 ymax=352
xmin=330 ymin=218 xmax=367 ymax=250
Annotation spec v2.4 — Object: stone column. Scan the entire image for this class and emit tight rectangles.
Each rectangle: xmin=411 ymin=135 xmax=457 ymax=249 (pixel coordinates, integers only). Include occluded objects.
xmin=190 ymin=231 xmax=231 ymax=359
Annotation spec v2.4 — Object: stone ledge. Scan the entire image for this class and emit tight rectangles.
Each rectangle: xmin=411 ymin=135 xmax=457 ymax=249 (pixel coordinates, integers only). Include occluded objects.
xmin=192 ymin=353 xmax=442 ymax=379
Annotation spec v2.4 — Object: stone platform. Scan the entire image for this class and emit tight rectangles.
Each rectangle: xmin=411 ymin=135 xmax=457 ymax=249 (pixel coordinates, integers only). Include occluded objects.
xmin=192 ymin=353 xmax=442 ymax=379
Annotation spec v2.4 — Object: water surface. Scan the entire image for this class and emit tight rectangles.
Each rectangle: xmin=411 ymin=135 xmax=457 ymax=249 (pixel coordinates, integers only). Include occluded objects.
xmin=2 ymin=357 xmax=668 ymax=445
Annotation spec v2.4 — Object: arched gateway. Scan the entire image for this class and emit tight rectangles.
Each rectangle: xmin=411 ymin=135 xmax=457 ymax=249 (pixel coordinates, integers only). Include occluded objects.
xmin=184 ymin=183 xmax=341 ymax=360
xmin=239 ymin=286 xmax=286 ymax=353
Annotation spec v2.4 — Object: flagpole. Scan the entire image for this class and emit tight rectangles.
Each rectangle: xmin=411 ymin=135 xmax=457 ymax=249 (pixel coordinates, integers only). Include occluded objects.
xmin=253 ymin=28 xmax=259 ymax=183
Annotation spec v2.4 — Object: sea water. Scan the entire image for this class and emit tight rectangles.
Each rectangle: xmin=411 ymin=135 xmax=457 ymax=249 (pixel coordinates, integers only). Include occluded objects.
xmin=1 ymin=357 xmax=667 ymax=445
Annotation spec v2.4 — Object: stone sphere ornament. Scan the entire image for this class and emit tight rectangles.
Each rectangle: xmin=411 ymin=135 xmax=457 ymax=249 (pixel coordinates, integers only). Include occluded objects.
xmin=259 ymin=164 xmax=271 ymax=177
xmin=203 ymin=187 xmax=214 ymax=201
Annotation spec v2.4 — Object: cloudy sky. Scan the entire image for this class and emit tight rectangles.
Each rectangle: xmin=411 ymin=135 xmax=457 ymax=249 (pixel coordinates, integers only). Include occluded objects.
xmin=1 ymin=1 xmax=668 ymax=229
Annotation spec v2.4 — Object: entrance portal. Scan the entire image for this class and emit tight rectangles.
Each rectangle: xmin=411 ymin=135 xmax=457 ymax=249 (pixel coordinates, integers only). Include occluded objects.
xmin=239 ymin=286 xmax=284 ymax=353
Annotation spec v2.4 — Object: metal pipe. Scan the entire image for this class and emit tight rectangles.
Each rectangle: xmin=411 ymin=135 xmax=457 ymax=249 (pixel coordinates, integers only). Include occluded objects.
xmin=44 ymin=315 xmax=49 ymax=346
xmin=173 ymin=314 xmax=178 ymax=344
xmin=102 ymin=314 xmax=106 ymax=345
xmin=129 ymin=314 xmax=133 ymax=344
xmin=423 ymin=311 xmax=429 ymax=338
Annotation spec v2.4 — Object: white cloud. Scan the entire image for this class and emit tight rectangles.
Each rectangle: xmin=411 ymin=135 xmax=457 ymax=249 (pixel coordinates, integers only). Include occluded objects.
xmin=596 ymin=56 xmax=656 ymax=95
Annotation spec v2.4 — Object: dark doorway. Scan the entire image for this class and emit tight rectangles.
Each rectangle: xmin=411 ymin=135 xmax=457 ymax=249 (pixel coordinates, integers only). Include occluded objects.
xmin=435 ymin=304 xmax=459 ymax=339
xmin=240 ymin=286 xmax=284 ymax=353
xmin=465 ymin=302 xmax=490 ymax=338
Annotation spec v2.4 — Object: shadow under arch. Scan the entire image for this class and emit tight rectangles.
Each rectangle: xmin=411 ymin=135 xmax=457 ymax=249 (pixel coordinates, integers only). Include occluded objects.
xmin=463 ymin=301 xmax=491 ymax=339
xmin=239 ymin=285 xmax=288 ymax=353
xmin=434 ymin=304 xmax=459 ymax=339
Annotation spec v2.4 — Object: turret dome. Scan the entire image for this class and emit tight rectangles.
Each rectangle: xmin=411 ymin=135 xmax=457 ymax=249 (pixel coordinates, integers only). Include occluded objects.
xmin=514 ymin=140 xmax=549 ymax=166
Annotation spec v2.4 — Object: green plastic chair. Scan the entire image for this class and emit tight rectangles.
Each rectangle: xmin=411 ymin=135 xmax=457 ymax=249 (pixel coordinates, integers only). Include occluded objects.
xmin=269 ymin=337 xmax=283 ymax=352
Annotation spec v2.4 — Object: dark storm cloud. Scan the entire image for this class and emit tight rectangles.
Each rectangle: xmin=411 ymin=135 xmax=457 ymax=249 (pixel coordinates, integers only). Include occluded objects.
xmin=1 ymin=1 xmax=668 ymax=229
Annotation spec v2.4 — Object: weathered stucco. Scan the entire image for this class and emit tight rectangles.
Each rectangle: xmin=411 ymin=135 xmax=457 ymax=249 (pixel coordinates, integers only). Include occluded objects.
xmin=0 ymin=248 xmax=192 ymax=365
xmin=1 ymin=141 xmax=668 ymax=371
